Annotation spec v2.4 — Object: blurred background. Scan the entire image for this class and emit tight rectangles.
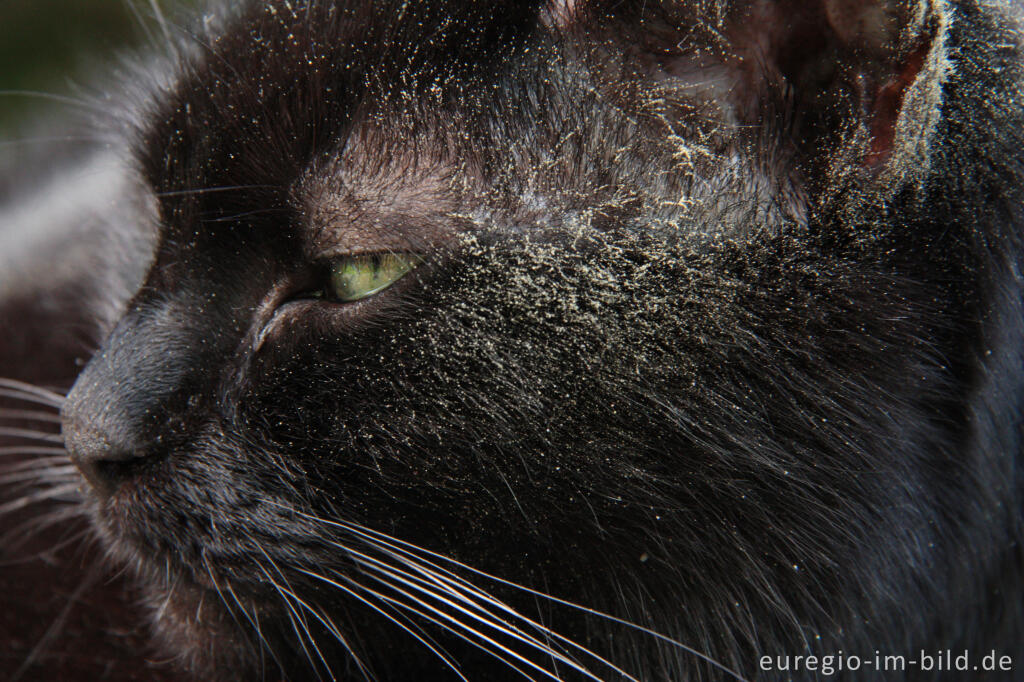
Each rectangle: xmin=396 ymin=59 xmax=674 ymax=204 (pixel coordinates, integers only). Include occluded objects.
xmin=0 ymin=5 xmax=199 ymax=681
xmin=0 ymin=0 xmax=196 ymax=133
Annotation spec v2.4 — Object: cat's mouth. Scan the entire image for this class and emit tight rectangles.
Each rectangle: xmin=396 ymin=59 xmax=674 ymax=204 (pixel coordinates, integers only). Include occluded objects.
xmin=92 ymin=499 xmax=300 ymax=669
xmin=76 ymin=467 xmax=259 ymax=596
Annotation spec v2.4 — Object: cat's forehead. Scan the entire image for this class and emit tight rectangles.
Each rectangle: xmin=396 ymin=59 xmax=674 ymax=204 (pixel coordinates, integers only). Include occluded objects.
xmin=294 ymin=121 xmax=466 ymax=254
xmin=139 ymin=0 xmax=546 ymax=204
xmin=137 ymin=0 xmax=778 ymax=254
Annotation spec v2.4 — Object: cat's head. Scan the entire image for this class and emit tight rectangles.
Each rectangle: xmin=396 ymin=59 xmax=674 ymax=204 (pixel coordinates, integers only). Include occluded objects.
xmin=60 ymin=0 xmax=999 ymax=679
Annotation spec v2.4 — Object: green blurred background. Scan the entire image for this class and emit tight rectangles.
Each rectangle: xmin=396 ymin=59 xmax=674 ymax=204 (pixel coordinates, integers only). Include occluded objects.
xmin=0 ymin=0 xmax=194 ymax=132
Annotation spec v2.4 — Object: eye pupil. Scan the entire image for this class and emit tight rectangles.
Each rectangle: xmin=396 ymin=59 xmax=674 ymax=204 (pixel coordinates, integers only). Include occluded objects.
xmin=326 ymin=253 xmax=419 ymax=303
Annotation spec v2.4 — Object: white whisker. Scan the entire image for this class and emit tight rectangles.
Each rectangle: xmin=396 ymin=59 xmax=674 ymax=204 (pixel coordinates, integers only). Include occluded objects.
xmin=218 ymin=565 xmax=286 ymax=676
xmin=283 ymin=506 xmax=750 ymax=682
xmin=0 ymin=483 xmax=81 ymax=515
xmin=0 ymin=428 xmax=63 ymax=444
xmin=0 ymin=457 xmax=72 ymax=470
xmin=299 ymin=565 xmax=469 ymax=682
xmin=0 ymin=409 xmax=63 ymax=424
xmin=1 ymin=529 xmax=93 ymax=570
xmin=325 ymin=536 xmax=607 ymax=680
xmin=302 ymin=568 xmax=542 ymax=682
xmin=359 ymin=558 xmax=606 ymax=682
xmin=359 ymin=538 xmax=633 ymax=679
xmin=155 ymin=184 xmax=278 ymax=198
xmin=0 ymin=379 xmax=66 ymax=406
xmin=251 ymin=548 xmax=344 ymax=675
xmin=0 ymin=90 xmax=104 ymax=114
xmin=200 ymin=553 xmax=250 ymax=641
xmin=0 ymin=510 xmax=87 ymax=555
xmin=202 ymin=550 xmax=298 ymax=680
xmin=280 ymin=589 xmax=327 ymax=678
xmin=146 ymin=0 xmax=173 ymax=43
xmin=0 ymin=447 xmax=67 ymax=457
xmin=0 ymin=389 xmax=62 ymax=408
xmin=0 ymin=463 xmax=78 ymax=485
xmin=336 ymin=562 xmax=565 ymax=682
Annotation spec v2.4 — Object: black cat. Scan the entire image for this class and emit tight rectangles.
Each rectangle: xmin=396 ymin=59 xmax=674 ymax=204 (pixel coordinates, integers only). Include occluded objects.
xmin=1 ymin=1 xmax=1022 ymax=680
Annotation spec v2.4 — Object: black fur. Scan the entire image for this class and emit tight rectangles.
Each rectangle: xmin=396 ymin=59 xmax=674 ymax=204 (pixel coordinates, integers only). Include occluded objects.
xmin=1 ymin=1 xmax=1022 ymax=680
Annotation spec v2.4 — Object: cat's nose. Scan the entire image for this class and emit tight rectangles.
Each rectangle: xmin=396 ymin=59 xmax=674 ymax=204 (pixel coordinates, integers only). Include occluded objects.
xmin=61 ymin=307 xmax=196 ymax=500
xmin=61 ymin=294 xmax=239 ymax=499
xmin=62 ymin=417 xmax=148 ymax=499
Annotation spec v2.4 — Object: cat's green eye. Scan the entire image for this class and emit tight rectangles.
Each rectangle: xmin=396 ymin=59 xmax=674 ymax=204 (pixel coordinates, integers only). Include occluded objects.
xmin=327 ymin=253 xmax=420 ymax=303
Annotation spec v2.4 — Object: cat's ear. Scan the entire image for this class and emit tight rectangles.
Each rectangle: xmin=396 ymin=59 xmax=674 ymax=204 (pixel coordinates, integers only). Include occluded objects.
xmin=723 ymin=0 xmax=945 ymax=169
xmin=550 ymin=0 xmax=947 ymax=170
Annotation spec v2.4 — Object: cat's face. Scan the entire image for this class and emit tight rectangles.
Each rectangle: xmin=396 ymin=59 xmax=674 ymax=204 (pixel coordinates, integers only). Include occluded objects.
xmin=57 ymin=0 xmax=987 ymax=679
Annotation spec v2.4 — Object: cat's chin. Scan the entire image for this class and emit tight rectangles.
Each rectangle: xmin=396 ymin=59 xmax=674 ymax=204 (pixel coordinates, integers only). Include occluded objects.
xmin=80 ymin=494 xmax=264 ymax=679
xmin=141 ymin=574 xmax=265 ymax=681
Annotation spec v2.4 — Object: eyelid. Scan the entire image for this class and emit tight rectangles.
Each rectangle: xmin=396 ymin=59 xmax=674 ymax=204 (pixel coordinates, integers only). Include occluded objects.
xmin=312 ymin=240 xmax=429 ymax=260
xmin=315 ymin=249 xmax=425 ymax=265
xmin=254 ymin=249 xmax=443 ymax=354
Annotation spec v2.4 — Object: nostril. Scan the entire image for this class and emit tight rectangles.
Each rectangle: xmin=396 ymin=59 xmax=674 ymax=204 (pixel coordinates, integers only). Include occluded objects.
xmin=72 ymin=449 xmax=151 ymax=500
xmin=62 ymin=418 xmax=149 ymax=499
xmin=90 ymin=457 xmax=153 ymax=496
